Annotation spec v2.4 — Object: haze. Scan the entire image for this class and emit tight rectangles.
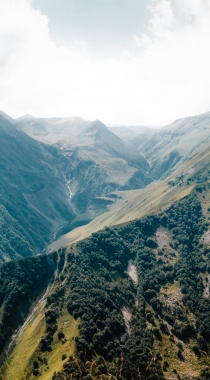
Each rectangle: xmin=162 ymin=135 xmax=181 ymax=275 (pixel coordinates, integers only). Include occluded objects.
xmin=0 ymin=0 xmax=210 ymax=125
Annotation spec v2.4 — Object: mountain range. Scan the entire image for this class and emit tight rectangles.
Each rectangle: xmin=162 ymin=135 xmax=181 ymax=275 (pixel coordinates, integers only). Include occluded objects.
xmin=0 ymin=109 xmax=210 ymax=380
xmin=13 ymin=114 xmax=153 ymax=228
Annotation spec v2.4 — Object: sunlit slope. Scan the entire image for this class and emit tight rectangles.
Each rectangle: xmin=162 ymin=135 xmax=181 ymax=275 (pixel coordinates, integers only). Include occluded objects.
xmin=49 ymin=144 xmax=210 ymax=249
xmin=2 ymin=292 xmax=78 ymax=380
xmin=142 ymin=111 xmax=210 ymax=179
xmin=8 ymin=194 xmax=210 ymax=380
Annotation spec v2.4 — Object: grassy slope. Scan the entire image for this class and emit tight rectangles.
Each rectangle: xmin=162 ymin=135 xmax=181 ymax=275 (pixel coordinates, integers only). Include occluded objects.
xmin=49 ymin=143 xmax=210 ymax=250
xmin=141 ymin=111 xmax=210 ymax=179
xmin=147 ymin=230 xmax=210 ymax=380
xmin=1 ymin=283 xmax=78 ymax=380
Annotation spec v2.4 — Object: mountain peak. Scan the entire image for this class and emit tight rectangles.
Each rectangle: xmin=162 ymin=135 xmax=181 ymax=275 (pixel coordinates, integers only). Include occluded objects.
xmin=14 ymin=114 xmax=35 ymax=123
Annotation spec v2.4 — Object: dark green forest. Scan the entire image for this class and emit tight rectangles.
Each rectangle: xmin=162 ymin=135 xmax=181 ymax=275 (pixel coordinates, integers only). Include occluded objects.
xmin=0 ymin=255 xmax=54 ymax=364
xmin=39 ymin=193 xmax=210 ymax=379
xmin=1 ymin=192 xmax=210 ymax=379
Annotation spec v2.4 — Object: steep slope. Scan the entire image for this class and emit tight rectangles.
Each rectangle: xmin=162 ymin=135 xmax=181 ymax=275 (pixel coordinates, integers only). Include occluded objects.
xmin=2 ymin=191 xmax=210 ymax=380
xmin=142 ymin=111 xmax=210 ymax=180
xmin=49 ymin=142 xmax=210 ymax=249
xmin=0 ymin=110 xmax=14 ymax=124
xmin=15 ymin=116 xmax=152 ymax=224
xmin=0 ymin=115 xmax=73 ymax=262
xmin=0 ymin=255 xmax=55 ymax=365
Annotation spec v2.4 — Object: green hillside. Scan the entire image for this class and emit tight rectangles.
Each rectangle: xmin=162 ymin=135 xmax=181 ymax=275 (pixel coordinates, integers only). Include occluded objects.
xmin=0 ymin=115 xmax=73 ymax=262
xmin=1 ymin=111 xmax=210 ymax=380
xmin=1 ymin=190 xmax=210 ymax=379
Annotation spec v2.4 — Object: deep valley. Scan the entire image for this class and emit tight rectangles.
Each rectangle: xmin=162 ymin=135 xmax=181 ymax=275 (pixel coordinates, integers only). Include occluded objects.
xmin=1 ymin=110 xmax=210 ymax=380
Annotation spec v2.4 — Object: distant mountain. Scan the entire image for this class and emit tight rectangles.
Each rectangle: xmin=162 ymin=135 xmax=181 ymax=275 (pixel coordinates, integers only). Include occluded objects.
xmin=0 ymin=115 xmax=73 ymax=262
xmin=108 ymin=124 xmax=157 ymax=148
xmin=14 ymin=113 xmax=35 ymax=123
xmin=142 ymin=111 xmax=210 ymax=180
xmin=15 ymin=116 xmax=152 ymax=226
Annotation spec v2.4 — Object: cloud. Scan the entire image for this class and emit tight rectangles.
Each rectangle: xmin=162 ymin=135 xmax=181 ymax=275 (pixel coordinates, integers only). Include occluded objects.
xmin=0 ymin=0 xmax=210 ymax=125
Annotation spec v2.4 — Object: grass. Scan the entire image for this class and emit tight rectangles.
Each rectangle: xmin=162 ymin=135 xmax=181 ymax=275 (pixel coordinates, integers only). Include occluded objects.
xmin=49 ymin=143 xmax=210 ymax=251
xmin=154 ymin=222 xmax=210 ymax=378
xmin=142 ymin=111 xmax=210 ymax=180
xmin=1 ymin=288 xmax=79 ymax=380
xmin=47 ymin=177 xmax=193 ymax=250
xmin=153 ymin=281 xmax=210 ymax=380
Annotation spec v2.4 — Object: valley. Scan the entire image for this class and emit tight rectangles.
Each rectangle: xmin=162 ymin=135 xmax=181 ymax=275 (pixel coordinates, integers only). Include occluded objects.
xmin=0 ymin=110 xmax=210 ymax=380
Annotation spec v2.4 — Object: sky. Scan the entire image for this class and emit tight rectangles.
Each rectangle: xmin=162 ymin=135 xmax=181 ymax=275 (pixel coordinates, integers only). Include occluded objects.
xmin=0 ymin=0 xmax=210 ymax=125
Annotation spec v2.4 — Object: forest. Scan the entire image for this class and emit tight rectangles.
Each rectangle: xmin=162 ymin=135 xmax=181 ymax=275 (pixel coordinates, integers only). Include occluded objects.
xmin=0 ymin=255 xmax=54 ymax=364
xmin=1 ymin=191 xmax=210 ymax=379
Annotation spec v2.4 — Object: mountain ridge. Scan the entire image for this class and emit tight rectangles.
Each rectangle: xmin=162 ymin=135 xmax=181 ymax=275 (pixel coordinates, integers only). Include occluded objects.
xmin=14 ymin=115 xmax=153 ymax=226
xmin=141 ymin=112 xmax=210 ymax=180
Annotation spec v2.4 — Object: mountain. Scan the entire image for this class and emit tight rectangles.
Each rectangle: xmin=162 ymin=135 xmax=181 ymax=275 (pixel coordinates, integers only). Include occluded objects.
xmin=0 ymin=115 xmax=73 ymax=262
xmin=1 ymin=171 xmax=210 ymax=379
xmin=14 ymin=113 xmax=35 ymax=123
xmin=108 ymin=125 xmax=157 ymax=149
xmin=0 ymin=110 xmax=15 ymax=124
xmin=14 ymin=116 xmax=152 ymax=227
xmin=49 ymin=141 xmax=210 ymax=249
xmin=1 ymin=113 xmax=210 ymax=380
xmin=142 ymin=111 xmax=210 ymax=180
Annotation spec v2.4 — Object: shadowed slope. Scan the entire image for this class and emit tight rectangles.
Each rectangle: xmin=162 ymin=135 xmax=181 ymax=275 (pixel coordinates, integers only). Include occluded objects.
xmin=0 ymin=115 xmax=73 ymax=262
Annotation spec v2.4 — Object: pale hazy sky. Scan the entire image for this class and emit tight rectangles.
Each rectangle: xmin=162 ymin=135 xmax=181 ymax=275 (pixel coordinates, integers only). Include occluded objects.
xmin=0 ymin=0 xmax=210 ymax=125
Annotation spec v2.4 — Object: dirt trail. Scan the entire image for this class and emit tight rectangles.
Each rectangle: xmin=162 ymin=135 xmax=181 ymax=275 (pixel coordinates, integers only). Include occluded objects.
xmin=121 ymin=307 xmax=132 ymax=343
xmin=4 ymin=274 xmax=54 ymax=362
xmin=127 ymin=260 xmax=137 ymax=284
